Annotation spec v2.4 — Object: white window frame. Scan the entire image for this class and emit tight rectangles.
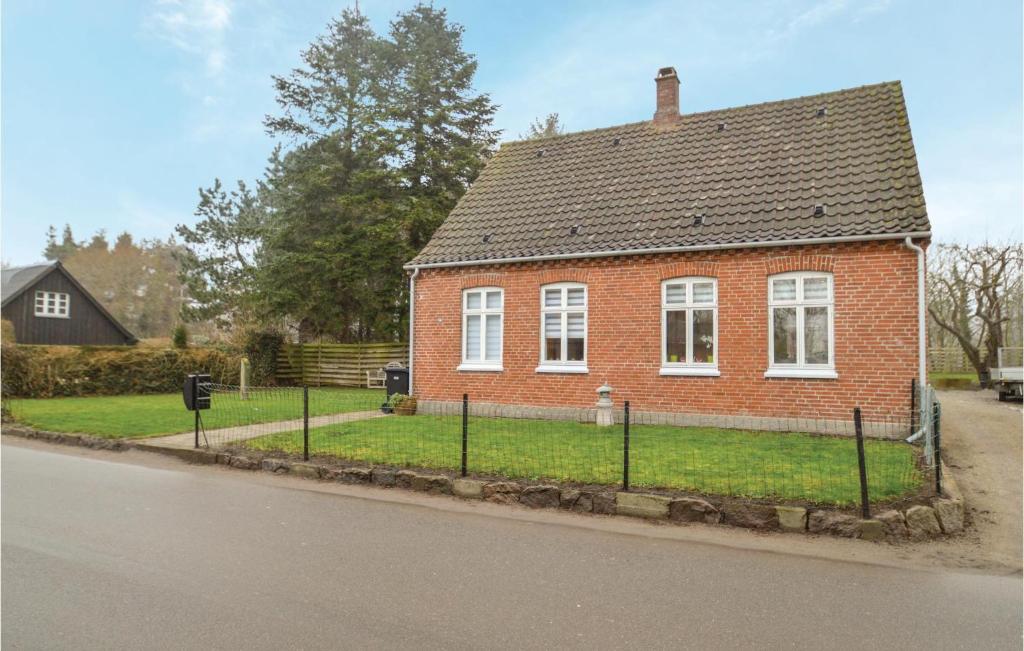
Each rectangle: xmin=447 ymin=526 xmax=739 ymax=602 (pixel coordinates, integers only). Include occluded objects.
xmin=34 ymin=291 xmax=70 ymax=319
xmin=660 ymin=277 xmax=720 ymax=377
xmin=536 ymin=282 xmax=588 ymax=374
xmin=458 ymin=287 xmax=504 ymax=372
xmin=765 ymin=271 xmax=836 ymax=379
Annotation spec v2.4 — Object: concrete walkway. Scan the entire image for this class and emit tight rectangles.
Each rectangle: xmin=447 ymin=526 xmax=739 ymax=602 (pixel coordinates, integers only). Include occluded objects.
xmin=139 ymin=410 xmax=387 ymax=450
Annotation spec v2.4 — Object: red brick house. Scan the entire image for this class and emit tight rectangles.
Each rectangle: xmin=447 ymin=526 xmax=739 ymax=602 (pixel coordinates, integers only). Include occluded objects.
xmin=405 ymin=68 xmax=930 ymax=432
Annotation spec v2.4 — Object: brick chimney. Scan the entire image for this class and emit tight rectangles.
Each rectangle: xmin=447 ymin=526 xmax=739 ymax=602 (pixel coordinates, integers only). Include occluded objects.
xmin=653 ymin=66 xmax=680 ymax=124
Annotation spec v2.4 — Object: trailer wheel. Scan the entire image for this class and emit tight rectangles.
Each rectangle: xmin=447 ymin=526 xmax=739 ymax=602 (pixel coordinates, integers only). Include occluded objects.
xmin=998 ymin=391 xmax=1009 ymax=402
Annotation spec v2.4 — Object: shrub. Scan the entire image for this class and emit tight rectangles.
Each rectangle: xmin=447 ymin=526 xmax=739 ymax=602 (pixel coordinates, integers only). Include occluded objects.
xmin=1 ymin=319 xmax=15 ymax=344
xmin=0 ymin=344 xmax=243 ymax=398
xmin=243 ymin=330 xmax=284 ymax=386
xmin=172 ymin=324 xmax=189 ymax=349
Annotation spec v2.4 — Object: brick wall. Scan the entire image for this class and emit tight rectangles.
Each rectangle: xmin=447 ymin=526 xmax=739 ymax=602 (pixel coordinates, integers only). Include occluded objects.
xmin=412 ymin=240 xmax=923 ymax=423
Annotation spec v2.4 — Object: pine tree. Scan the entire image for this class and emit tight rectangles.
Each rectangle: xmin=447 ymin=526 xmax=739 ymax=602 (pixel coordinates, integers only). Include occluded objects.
xmin=258 ymin=10 xmax=406 ymax=341
xmin=43 ymin=224 xmax=80 ymax=261
xmin=175 ymin=177 xmax=266 ymax=328
xmin=387 ymin=4 xmax=499 ymax=250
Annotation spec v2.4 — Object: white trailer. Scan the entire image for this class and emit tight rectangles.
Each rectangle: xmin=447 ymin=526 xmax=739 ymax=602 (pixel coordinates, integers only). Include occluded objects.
xmin=993 ymin=347 xmax=1023 ymax=401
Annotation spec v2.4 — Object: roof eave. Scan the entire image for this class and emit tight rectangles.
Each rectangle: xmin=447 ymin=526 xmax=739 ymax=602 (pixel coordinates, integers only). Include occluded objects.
xmin=404 ymin=231 xmax=932 ymax=271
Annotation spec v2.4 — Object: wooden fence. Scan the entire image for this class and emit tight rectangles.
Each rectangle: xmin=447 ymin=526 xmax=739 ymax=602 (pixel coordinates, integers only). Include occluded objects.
xmin=276 ymin=342 xmax=409 ymax=387
xmin=928 ymin=347 xmax=972 ymax=373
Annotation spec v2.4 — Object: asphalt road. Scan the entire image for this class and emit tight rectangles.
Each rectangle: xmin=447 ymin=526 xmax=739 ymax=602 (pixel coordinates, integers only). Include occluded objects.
xmin=2 ymin=442 xmax=1021 ymax=650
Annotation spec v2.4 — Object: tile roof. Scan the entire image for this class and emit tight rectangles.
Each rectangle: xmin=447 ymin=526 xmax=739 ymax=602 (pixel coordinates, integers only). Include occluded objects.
xmin=409 ymin=81 xmax=930 ymax=267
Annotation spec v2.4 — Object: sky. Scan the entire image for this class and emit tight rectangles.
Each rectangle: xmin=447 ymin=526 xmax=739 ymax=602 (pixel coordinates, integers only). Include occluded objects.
xmin=2 ymin=0 xmax=1022 ymax=266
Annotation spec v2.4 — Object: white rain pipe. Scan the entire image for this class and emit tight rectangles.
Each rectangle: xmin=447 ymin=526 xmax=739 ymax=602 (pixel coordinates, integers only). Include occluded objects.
xmin=904 ymin=236 xmax=927 ymax=443
xmin=407 ymin=267 xmax=420 ymax=395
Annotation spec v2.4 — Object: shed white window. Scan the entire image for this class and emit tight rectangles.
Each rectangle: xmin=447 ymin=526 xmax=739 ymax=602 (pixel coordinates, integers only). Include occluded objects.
xmin=34 ymin=291 xmax=70 ymax=318
xmin=459 ymin=288 xmax=503 ymax=371
xmin=660 ymin=277 xmax=719 ymax=377
xmin=766 ymin=272 xmax=836 ymax=379
xmin=537 ymin=283 xmax=588 ymax=373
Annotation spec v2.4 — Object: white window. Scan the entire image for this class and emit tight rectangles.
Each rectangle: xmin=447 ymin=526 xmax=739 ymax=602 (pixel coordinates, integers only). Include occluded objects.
xmin=660 ymin=277 xmax=719 ymax=376
xmin=537 ymin=283 xmax=588 ymax=373
xmin=459 ymin=288 xmax=503 ymax=371
xmin=766 ymin=272 xmax=836 ymax=379
xmin=34 ymin=291 xmax=70 ymax=318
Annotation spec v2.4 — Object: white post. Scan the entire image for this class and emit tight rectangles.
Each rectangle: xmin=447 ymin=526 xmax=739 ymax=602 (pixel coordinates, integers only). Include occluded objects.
xmin=240 ymin=357 xmax=250 ymax=401
xmin=596 ymin=383 xmax=614 ymax=427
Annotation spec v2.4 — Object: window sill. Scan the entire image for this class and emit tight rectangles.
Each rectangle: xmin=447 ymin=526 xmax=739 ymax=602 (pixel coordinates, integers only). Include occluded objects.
xmin=764 ymin=368 xmax=838 ymax=380
xmin=457 ymin=364 xmax=504 ymax=373
xmin=660 ymin=367 xmax=720 ymax=377
xmin=535 ymin=364 xmax=589 ymax=374
xmin=34 ymin=314 xmax=70 ymax=319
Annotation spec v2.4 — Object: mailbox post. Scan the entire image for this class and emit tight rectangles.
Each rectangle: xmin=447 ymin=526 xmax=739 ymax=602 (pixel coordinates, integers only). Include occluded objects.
xmin=183 ymin=373 xmax=212 ymax=448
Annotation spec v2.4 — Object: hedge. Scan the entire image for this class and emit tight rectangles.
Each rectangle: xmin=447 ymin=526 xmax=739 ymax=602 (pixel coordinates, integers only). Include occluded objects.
xmin=1 ymin=344 xmax=243 ymax=399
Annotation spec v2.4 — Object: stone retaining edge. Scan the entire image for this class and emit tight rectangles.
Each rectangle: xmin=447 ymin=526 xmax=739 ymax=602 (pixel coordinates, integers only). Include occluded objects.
xmin=2 ymin=426 xmax=962 ymax=541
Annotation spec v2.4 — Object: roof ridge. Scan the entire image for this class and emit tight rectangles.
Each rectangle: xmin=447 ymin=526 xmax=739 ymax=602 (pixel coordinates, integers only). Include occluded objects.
xmin=501 ymin=80 xmax=902 ymax=147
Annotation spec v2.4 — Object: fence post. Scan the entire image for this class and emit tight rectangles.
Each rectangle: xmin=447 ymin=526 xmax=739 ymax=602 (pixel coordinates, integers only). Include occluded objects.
xmin=240 ymin=357 xmax=250 ymax=401
xmin=853 ymin=407 xmax=870 ymax=519
xmin=303 ymin=386 xmax=309 ymax=462
xmin=909 ymin=376 xmax=917 ymax=437
xmin=622 ymin=400 xmax=630 ymax=492
xmin=461 ymin=393 xmax=468 ymax=477
xmin=193 ymin=374 xmax=199 ymax=449
xmin=934 ymin=401 xmax=942 ymax=496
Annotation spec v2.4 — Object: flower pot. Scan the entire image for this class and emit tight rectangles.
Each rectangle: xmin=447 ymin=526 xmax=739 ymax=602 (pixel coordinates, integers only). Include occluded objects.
xmin=394 ymin=397 xmax=417 ymax=416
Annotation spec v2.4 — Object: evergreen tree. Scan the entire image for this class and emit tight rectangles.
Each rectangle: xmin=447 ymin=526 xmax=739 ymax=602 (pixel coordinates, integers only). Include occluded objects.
xmin=175 ymin=177 xmax=266 ymax=328
xmin=178 ymin=5 xmax=498 ymax=342
xmin=43 ymin=224 xmax=80 ymax=261
xmin=387 ymin=3 xmax=499 ymax=249
xmin=259 ymin=9 xmax=405 ymax=341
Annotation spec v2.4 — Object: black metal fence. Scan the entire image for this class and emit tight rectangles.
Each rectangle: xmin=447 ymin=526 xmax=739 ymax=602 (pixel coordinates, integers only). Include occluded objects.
xmin=193 ymin=383 xmax=934 ymax=508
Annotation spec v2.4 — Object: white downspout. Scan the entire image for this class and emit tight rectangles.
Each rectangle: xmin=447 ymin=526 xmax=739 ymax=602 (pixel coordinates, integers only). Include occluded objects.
xmin=904 ymin=237 xmax=927 ymax=443
xmin=407 ymin=267 xmax=420 ymax=395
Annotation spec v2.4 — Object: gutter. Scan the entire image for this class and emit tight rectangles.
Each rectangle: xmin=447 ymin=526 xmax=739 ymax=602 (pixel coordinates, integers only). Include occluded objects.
xmin=404 ymin=231 xmax=933 ymax=270
xmin=407 ymin=267 xmax=420 ymax=395
xmin=903 ymin=236 xmax=928 ymax=443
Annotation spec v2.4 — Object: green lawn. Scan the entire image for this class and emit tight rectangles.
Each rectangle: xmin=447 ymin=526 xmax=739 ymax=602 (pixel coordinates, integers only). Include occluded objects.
xmin=242 ymin=414 xmax=923 ymax=505
xmin=6 ymin=387 xmax=384 ymax=438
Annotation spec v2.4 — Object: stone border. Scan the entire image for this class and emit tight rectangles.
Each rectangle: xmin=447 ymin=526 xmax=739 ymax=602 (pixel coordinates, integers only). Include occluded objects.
xmin=3 ymin=425 xmax=962 ymax=541
xmin=3 ymin=424 xmax=137 ymax=452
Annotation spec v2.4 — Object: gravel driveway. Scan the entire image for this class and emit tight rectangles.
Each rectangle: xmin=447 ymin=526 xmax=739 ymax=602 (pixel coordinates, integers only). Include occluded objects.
xmin=937 ymin=388 xmax=1022 ymax=572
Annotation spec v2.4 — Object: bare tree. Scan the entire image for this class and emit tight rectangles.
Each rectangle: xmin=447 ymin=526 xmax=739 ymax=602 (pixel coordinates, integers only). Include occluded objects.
xmin=521 ymin=113 xmax=565 ymax=140
xmin=928 ymin=242 xmax=1023 ymax=383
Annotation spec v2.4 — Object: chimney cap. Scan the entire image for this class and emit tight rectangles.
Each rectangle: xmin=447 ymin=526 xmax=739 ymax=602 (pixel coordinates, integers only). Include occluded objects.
xmin=656 ymin=66 xmax=678 ymax=79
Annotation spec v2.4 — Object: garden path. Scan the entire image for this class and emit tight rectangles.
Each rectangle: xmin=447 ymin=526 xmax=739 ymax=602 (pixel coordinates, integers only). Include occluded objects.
xmin=139 ymin=410 xmax=387 ymax=450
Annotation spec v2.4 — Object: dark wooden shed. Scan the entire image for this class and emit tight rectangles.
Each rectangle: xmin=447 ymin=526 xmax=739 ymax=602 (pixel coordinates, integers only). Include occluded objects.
xmin=1 ymin=262 xmax=136 ymax=345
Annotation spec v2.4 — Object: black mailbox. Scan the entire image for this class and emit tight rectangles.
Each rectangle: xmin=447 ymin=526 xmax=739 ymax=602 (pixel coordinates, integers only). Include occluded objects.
xmin=183 ymin=374 xmax=212 ymax=411
xmin=384 ymin=367 xmax=409 ymax=400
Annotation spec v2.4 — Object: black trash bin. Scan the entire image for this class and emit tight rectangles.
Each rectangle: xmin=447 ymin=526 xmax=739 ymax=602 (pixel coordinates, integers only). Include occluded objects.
xmin=384 ymin=366 xmax=410 ymax=402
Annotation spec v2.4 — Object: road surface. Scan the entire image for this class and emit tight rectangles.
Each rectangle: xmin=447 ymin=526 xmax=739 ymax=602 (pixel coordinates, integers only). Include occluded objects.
xmin=3 ymin=440 xmax=1021 ymax=649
